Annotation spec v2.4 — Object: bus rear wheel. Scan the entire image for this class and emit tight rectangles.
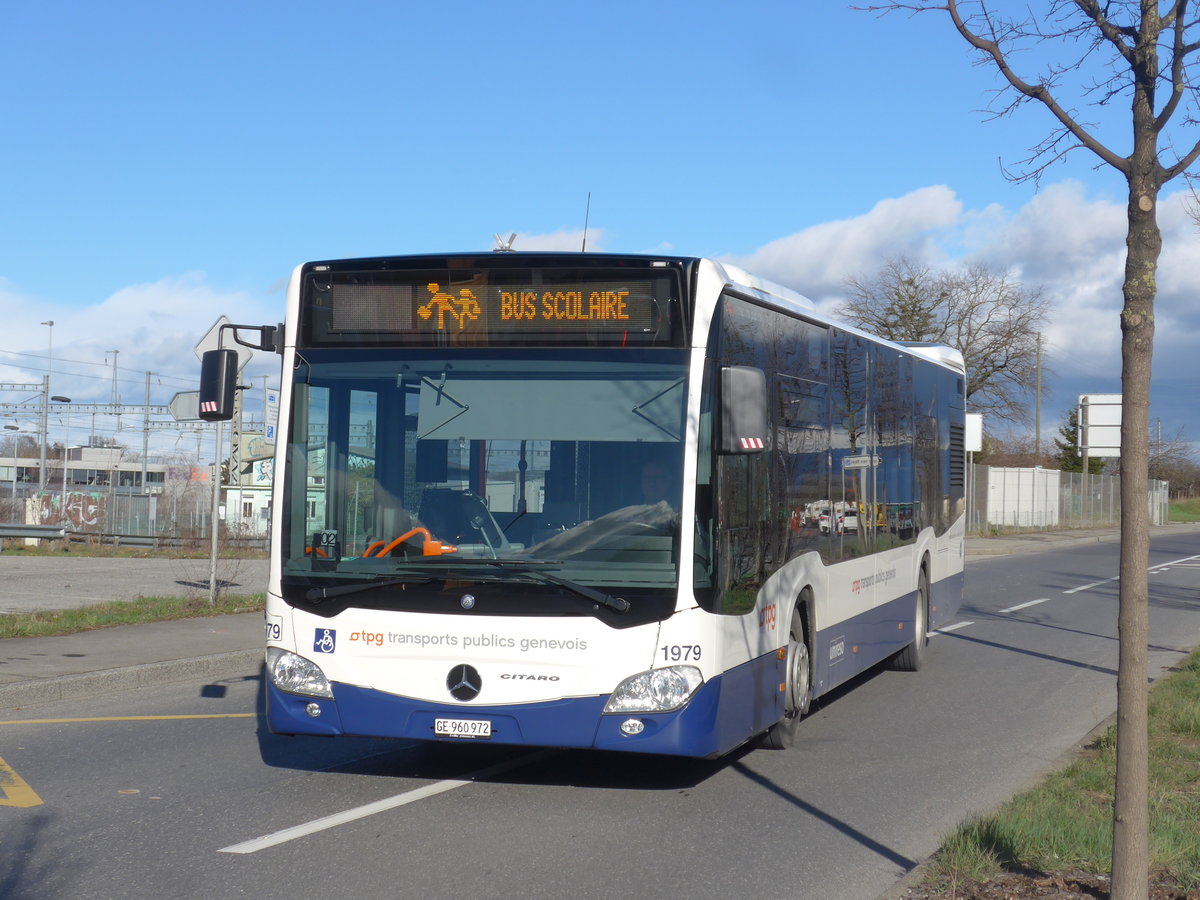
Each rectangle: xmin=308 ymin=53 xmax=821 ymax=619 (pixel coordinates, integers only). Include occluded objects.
xmin=892 ymin=567 xmax=929 ymax=672
xmin=759 ymin=606 xmax=813 ymax=750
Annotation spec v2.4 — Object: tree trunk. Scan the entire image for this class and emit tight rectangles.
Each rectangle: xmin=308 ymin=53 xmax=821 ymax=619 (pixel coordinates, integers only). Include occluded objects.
xmin=1111 ymin=166 xmax=1158 ymax=899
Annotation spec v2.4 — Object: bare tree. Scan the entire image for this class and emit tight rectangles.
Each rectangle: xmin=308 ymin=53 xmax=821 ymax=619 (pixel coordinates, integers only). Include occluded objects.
xmin=842 ymin=257 xmax=1051 ymax=424
xmin=1145 ymin=422 xmax=1199 ymax=487
xmin=859 ymin=3 xmax=1200 ymax=896
xmin=974 ymin=428 xmax=1057 ymax=466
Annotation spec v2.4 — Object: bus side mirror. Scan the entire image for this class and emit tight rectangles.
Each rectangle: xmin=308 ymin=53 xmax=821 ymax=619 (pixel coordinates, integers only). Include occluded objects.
xmin=719 ymin=365 xmax=767 ymax=454
xmin=199 ymin=349 xmax=238 ymax=421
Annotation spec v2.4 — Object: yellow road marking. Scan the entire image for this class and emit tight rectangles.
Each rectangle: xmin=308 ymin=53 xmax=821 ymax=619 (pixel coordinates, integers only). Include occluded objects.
xmin=0 ymin=713 xmax=256 ymax=725
xmin=0 ymin=757 xmax=44 ymax=808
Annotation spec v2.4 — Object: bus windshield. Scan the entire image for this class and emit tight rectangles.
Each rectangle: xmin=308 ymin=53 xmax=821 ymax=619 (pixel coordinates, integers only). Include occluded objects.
xmin=282 ymin=348 xmax=688 ymax=596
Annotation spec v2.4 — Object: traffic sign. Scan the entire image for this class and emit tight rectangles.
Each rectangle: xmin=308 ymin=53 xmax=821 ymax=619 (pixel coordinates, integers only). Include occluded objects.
xmin=264 ymin=388 xmax=280 ymax=445
xmin=194 ymin=316 xmax=254 ymax=371
xmin=168 ymin=391 xmax=202 ymax=422
xmin=1079 ymin=393 xmax=1122 ymax=458
xmin=841 ymin=455 xmax=880 ymax=469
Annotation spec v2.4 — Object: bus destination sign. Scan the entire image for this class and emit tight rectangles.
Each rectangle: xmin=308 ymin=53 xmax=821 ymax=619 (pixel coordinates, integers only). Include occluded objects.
xmin=415 ymin=282 xmax=648 ymax=332
xmin=314 ymin=271 xmax=673 ymax=346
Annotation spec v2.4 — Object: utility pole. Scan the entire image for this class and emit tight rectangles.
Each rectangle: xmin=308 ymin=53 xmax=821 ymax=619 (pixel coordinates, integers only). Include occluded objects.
xmin=39 ymin=322 xmax=54 ymax=493
xmin=106 ymin=350 xmax=121 ymax=455
xmin=230 ymin=384 xmax=243 ymax=494
xmin=1035 ymin=333 xmax=1043 ymax=458
xmin=37 ymin=376 xmax=49 ymax=492
xmin=107 ymin=350 xmax=120 ymax=403
xmin=142 ymin=372 xmax=151 ymax=504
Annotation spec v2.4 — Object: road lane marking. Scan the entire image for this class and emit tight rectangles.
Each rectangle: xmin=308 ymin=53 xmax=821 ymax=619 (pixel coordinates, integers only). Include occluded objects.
xmin=1149 ymin=556 xmax=1200 ymax=574
xmin=999 ymin=598 xmax=1050 ymax=614
xmin=1064 ymin=575 xmax=1118 ymax=595
xmin=0 ymin=757 xmax=44 ymax=808
xmin=1063 ymin=554 xmax=1200 ymax=595
xmin=219 ymin=749 xmax=555 ymax=854
xmin=932 ymin=621 xmax=973 ymax=635
xmin=0 ymin=714 xmax=256 ymax=725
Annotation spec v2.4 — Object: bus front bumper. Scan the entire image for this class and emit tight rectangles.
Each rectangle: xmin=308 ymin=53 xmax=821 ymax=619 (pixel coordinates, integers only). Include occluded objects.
xmin=265 ymin=651 xmax=783 ymax=759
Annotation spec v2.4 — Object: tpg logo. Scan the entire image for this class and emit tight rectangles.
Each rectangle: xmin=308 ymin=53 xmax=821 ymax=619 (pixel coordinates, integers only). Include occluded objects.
xmin=759 ymin=603 xmax=778 ymax=630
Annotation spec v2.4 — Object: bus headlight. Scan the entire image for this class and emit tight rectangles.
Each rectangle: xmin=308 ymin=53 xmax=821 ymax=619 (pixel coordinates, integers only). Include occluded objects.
xmin=266 ymin=647 xmax=333 ymax=699
xmin=603 ymin=666 xmax=703 ymax=714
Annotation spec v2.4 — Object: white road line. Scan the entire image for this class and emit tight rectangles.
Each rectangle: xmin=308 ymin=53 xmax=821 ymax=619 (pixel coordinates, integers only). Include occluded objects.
xmin=219 ymin=749 xmax=554 ymax=854
xmin=999 ymin=598 xmax=1050 ymax=614
xmin=935 ymin=553 xmax=1198 ymax=636
xmin=932 ymin=621 xmax=974 ymax=636
xmin=1063 ymin=553 xmax=1200 ymax=595
xmin=1064 ymin=575 xmax=1119 ymax=595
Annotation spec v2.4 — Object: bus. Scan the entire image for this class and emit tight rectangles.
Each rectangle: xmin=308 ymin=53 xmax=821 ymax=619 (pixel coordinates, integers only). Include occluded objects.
xmin=201 ymin=252 xmax=965 ymax=758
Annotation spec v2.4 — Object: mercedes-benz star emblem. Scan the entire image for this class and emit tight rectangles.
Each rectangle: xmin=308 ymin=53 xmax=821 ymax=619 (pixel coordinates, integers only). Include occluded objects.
xmin=447 ymin=664 xmax=482 ymax=701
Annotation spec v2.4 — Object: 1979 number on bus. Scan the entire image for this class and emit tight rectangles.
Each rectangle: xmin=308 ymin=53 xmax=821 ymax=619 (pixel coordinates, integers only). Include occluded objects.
xmin=661 ymin=645 xmax=701 ymax=662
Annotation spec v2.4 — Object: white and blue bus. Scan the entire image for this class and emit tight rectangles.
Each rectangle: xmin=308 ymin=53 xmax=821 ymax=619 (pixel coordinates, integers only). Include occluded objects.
xmin=205 ymin=253 xmax=965 ymax=757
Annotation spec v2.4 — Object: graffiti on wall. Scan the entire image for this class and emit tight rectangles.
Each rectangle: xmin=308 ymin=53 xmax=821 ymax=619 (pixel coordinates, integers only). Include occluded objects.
xmin=36 ymin=492 xmax=105 ymax=529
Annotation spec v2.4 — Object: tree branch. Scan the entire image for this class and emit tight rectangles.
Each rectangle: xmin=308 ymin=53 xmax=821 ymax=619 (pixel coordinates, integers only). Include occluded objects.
xmin=944 ymin=0 xmax=1130 ymax=173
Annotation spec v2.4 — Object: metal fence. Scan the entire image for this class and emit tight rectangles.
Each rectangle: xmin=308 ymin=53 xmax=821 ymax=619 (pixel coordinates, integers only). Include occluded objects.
xmin=1 ymin=467 xmax=1174 ymax=545
xmin=1 ymin=485 xmax=214 ymax=545
xmin=967 ymin=464 xmax=1170 ymax=534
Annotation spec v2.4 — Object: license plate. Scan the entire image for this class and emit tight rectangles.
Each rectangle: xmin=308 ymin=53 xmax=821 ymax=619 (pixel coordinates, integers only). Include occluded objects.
xmin=434 ymin=717 xmax=492 ymax=739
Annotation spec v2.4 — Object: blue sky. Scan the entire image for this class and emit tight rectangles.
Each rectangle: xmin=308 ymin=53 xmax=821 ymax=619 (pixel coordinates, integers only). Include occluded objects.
xmin=2 ymin=2 xmax=1197 ymax=457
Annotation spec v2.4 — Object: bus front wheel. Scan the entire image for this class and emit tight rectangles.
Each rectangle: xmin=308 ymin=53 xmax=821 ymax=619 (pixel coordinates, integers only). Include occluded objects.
xmin=759 ymin=606 xmax=813 ymax=750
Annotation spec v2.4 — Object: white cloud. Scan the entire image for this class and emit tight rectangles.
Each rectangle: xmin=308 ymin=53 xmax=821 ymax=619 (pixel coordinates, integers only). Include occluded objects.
xmin=731 ymin=181 xmax=1200 ymax=440
xmin=511 ymin=228 xmax=604 ymax=252
xmin=1 ymin=273 xmax=282 ymax=453
xmin=729 ymin=186 xmax=965 ymax=304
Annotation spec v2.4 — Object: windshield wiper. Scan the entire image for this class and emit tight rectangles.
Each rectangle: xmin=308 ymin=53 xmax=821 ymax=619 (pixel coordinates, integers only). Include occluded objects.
xmin=298 ymin=573 xmax=433 ymax=602
xmin=293 ymin=561 xmax=630 ymax=614
xmin=446 ymin=559 xmax=630 ymax=614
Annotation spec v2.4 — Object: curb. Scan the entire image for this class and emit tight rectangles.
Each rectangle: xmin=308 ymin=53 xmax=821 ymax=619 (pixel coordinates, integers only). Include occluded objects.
xmin=965 ymin=531 xmax=1121 ymax=558
xmin=0 ymin=649 xmax=264 ymax=710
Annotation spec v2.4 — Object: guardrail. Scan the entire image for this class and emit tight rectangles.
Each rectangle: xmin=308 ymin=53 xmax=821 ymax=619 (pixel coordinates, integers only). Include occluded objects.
xmin=64 ymin=532 xmax=267 ymax=552
xmin=1 ymin=525 xmax=265 ymax=553
xmin=0 ymin=523 xmax=67 ymax=541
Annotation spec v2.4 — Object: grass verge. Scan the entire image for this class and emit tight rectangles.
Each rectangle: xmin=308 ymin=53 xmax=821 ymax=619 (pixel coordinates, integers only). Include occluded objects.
xmin=0 ymin=593 xmax=266 ymax=639
xmin=923 ymin=647 xmax=1200 ymax=895
xmin=1170 ymin=498 xmax=1200 ymax=523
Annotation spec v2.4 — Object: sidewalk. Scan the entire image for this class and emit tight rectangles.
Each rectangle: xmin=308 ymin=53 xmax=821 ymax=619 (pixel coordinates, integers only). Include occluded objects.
xmin=2 ymin=525 xmax=1197 ymax=710
xmin=1 ymin=557 xmax=268 ymax=709
xmin=0 ymin=613 xmax=264 ymax=708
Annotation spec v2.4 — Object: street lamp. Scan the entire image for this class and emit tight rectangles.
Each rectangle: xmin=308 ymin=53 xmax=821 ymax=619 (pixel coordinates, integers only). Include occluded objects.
xmin=36 ymin=391 xmax=70 ymax=495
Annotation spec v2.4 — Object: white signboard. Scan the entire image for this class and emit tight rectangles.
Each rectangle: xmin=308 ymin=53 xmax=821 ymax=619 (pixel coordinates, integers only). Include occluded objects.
xmin=964 ymin=413 xmax=983 ymax=453
xmin=841 ymin=455 xmax=880 ymax=469
xmin=1079 ymin=393 xmax=1122 ymax=458
xmin=168 ymin=391 xmax=202 ymax=422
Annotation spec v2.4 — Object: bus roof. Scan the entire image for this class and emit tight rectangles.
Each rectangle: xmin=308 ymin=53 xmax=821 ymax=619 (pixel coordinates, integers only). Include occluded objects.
xmin=297 ymin=252 xmax=965 ymax=374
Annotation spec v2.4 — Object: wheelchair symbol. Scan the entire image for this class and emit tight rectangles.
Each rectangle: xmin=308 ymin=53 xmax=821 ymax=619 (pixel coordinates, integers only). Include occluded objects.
xmin=314 ymin=629 xmax=336 ymax=654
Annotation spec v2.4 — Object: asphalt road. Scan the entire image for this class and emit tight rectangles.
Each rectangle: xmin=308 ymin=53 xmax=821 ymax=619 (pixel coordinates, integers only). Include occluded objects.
xmin=0 ymin=556 xmax=269 ymax=613
xmin=1 ymin=533 xmax=1198 ymax=900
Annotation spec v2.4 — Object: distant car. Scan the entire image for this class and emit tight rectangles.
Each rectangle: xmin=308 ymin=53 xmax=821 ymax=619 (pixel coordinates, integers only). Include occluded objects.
xmin=842 ymin=510 xmax=858 ymax=534
xmin=818 ymin=508 xmax=842 ymax=535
